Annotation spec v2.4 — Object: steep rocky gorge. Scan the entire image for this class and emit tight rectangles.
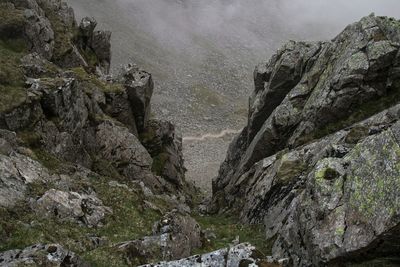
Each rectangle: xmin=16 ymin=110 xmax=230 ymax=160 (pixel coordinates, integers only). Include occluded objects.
xmin=1 ymin=0 xmax=400 ymax=266
xmin=0 ymin=0 xmax=271 ymax=266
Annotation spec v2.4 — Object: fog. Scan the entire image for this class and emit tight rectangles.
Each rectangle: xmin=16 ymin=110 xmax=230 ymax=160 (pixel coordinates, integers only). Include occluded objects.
xmin=68 ymin=0 xmax=400 ymax=67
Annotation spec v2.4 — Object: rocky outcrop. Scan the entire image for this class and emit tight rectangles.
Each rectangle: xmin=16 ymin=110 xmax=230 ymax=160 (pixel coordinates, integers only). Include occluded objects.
xmin=119 ymin=64 xmax=154 ymax=132
xmin=33 ymin=189 xmax=112 ymax=227
xmin=117 ymin=211 xmax=202 ymax=265
xmin=0 ymin=244 xmax=88 ymax=267
xmin=78 ymin=16 xmax=111 ymax=74
xmin=0 ymin=0 xmax=196 ymax=265
xmin=139 ymin=243 xmax=283 ymax=267
xmin=141 ymin=120 xmax=187 ymax=188
xmin=212 ymin=14 xmax=400 ymax=266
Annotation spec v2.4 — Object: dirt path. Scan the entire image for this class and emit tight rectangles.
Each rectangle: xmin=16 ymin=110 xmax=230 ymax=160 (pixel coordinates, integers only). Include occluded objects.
xmin=183 ymin=129 xmax=242 ymax=142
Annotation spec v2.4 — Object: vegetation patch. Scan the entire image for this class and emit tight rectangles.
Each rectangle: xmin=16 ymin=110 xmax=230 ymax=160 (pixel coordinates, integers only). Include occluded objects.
xmin=71 ymin=67 xmax=124 ymax=94
xmin=193 ymin=214 xmax=272 ymax=256
xmin=0 ymin=39 xmax=27 ymax=113
xmin=0 ymin=4 xmax=26 ymax=39
xmin=151 ymin=152 xmax=169 ymax=176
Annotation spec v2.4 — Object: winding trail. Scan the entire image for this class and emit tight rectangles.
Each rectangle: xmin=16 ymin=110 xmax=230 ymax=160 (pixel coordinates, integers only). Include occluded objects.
xmin=183 ymin=128 xmax=242 ymax=142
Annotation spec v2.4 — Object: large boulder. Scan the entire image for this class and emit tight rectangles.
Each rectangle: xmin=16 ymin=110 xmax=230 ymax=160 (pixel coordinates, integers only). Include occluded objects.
xmin=116 ymin=211 xmax=202 ymax=265
xmin=120 ymin=64 xmax=154 ymax=133
xmin=0 ymin=152 xmax=52 ymax=208
xmin=33 ymin=189 xmax=112 ymax=227
xmin=141 ymin=120 xmax=186 ymax=188
xmin=139 ymin=243 xmax=281 ymax=267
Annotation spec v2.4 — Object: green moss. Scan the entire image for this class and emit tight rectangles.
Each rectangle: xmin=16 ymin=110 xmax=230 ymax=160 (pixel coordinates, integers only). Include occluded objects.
xmin=151 ymin=152 xmax=169 ymax=176
xmin=80 ymin=47 xmax=99 ymax=68
xmin=139 ymin=127 xmax=156 ymax=144
xmin=0 ymin=39 xmax=27 ymax=113
xmin=0 ymin=4 xmax=26 ymax=39
xmin=32 ymin=148 xmax=63 ymax=172
xmin=335 ymin=226 xmax=345 ymax=236
xmin=70 ymin=67 xmax=124 ymax=94
xmin=193 ymin=214 xmax=272 ymax=256
xmin=315 ymin=167 xmax=340 ymax=181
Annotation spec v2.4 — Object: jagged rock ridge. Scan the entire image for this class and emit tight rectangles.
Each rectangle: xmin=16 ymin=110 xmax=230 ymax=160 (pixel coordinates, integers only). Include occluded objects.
xmin=0 ymin=0 xmax=272 ymax=266
xmin=212 ymin=14 xmax=400 ymax=266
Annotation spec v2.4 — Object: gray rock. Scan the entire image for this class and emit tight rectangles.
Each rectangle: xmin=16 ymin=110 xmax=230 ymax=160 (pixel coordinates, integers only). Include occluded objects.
xmin=141 ymin=120 xmax=186 ymax=187
xmin=33 ymin=189 xmax=112 ymax=227
xmin=139 ymin=243 xmax=271 ymax=267
xmin=0 ymin=152 xmax=51 ymax=208
xmin=103 ymin=90 xmax=139 ymax=136
xmin=91 ymin=30 xmax=112 ymax=74
xmin=120 ymin=64 xmax=154 ymax=132
xmin=78 ymin=17 xmax=111 ymax=74
xmin=117 ymin=211 xmax=202 ymax=265
xmin=0 ymin=243 xmax=88 ymax=267
xmin=95 ymin=121 xmax=165 ymax=191
xmin=23 ymin=3 xmax=55 ymax=60
xmin=79 ymin=16 xmax=97 ymax=41
xmin=20 ymin=52 xmax=59 ymax=78
xmin=213 ymin=14 xmax=400 ymax=266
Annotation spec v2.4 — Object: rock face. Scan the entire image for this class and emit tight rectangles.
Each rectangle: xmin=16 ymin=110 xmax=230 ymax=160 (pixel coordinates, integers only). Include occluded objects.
xmin=0 ymin=244 xmax=88 ymax=267
xmin=212 ymin=14 xmax=400 ymax=266
xmin=139 ymin=243 xmax=278 ymax=267
xmin=0 ymin=0 xmax=197 ymax=265
xmin=119 ymin=64 xmax=154 ymax=132
xmin=141 ymin=120 xmax=187 ymax=188
xmin=33 ymin=189 xmax=112 ymax=227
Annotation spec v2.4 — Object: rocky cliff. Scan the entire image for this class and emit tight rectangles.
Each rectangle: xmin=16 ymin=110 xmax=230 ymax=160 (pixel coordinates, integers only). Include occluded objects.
xmin=0 ymin=0 xmax=280 ymax=266
xmin=0 ymin=0 xmax=202 ymax=265
xmin=212 ymin=14 xmax=400 ymax=266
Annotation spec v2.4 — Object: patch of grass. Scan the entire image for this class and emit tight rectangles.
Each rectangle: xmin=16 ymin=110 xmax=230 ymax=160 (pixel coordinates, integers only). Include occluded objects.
xmin=0 ymin=3 xmax=26 ymax=39
xmin=80 ymin=47 xmax=99 ymax=68
xmin=0 ymin=39 xmax=28 ymax=113
xmin=190 ymin=84 xmax=223 ymax=114
xmin=32 ymin=148 xmax=63 ymax=172
xmin=193 ymin=214 xmax=272 ymax=256
xmin=151 ymin=152 xmax=169 ymax=176
xmin=0 ymin=172 xmax=162 ymax=266
xmin=70 ymin=67 xmax=124 ymax=94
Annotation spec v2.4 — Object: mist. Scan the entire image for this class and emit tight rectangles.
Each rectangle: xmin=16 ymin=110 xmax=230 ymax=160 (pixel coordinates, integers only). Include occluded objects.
xmin=68 ymin=0 xmax=400 ymax=67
